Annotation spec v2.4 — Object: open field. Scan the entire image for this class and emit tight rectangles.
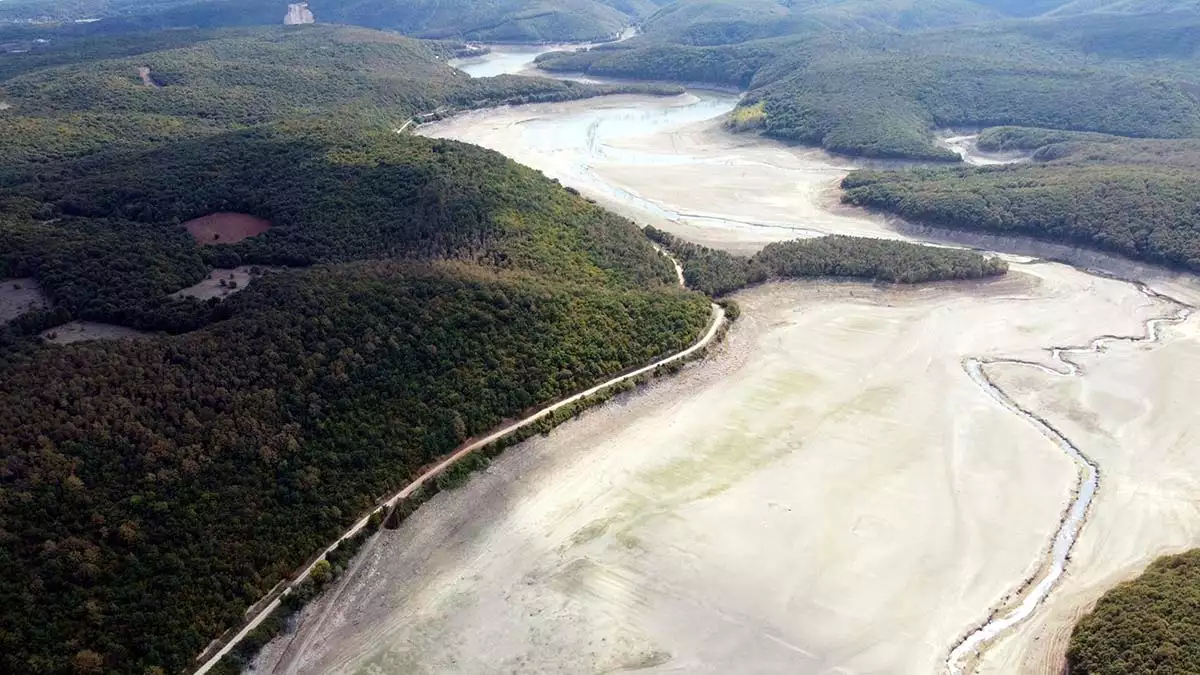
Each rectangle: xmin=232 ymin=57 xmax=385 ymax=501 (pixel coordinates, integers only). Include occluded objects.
xmin=182 ymin=212 xmax=272 ymax=245
xmin=975 ymin=317 xmax=1200 ymax=674
xmin=171 ymin=266 xmax=267 ymax=300
xmin=40 ymin=320 xmax=151 ymax=344
xmin=0 ymin=277 xmax=47 ymax=323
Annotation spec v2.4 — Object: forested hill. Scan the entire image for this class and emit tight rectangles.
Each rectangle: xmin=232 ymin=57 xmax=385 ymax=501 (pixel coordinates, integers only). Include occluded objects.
xmin=0 ymin=0 xmax=661 ymax=42
xmin=0 ymin=24 xmax=678 ymax=168
xmin=0 ymin=23 xmax=713 ymax=675
xmin=536 ymin=1 xmax=1200 ymax=160
xmin=840 ymin=135 xmax=1200 ymax=271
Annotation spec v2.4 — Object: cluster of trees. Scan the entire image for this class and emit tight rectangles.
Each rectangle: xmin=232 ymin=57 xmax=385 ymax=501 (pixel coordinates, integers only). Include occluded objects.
xmin=0 ymin=262 xmax=709 ymax=675
xmin=645 ymin=226 xmax=1006 ymax=296
xmin=0 ymin=25 xmax=677 ymax=176
xmin=1068 ymin=549 xmax=1200 ymax=674
xmin=841 ymin=152 xmax=1200 ymax=272
xmin=0 ymin=25 xmax=683 ymax=334
xmin=974 ymin=126 xmax=1119 ymax=152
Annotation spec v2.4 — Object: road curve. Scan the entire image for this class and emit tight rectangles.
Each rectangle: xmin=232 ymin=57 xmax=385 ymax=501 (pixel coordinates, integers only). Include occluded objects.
xmin=192 ymin=263 xmax=723 ymax=675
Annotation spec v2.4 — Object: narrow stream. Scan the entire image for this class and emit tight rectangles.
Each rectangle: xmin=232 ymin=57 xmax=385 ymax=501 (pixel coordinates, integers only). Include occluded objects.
xmin=948 ymin=291 xmax=1192 ymax=674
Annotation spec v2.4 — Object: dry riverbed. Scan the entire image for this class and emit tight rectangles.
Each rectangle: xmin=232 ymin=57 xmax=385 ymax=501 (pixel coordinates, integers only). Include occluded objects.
xmin=261 ymin=264 xmax=1194 ymax=675
xmin=249 ymin=92 xmax=1200 ymax=674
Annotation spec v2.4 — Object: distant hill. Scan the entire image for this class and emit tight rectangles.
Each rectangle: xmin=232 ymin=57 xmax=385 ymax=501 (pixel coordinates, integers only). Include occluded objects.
xmin=0 ymin=0 xmax=665 ymax=42
xmin=538 ymin=0 xmax=1200 ymax=159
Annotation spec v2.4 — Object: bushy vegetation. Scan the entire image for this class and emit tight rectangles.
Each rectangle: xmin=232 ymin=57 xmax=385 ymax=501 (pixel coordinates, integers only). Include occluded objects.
xmin=645 ymin=226 xmax=1006 ymax=295
xmin=0 ymin=262 xmax=709 ymax=675
xmin=974 ymin=126 xmax=1119 ymax=152
xmin=1068 ymin=549 xmax=1200 ymax=675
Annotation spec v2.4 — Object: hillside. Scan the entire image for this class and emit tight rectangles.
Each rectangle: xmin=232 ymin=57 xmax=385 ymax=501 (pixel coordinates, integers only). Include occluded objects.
xmin=0 ymin=22 xmax=715 ymax=675
xmin=537 ymin=2 xmax=1200 ymax=160
xmin=0 ymin=0 xmax=661 ymax=42
xmin=841 ymin=136 xmax=1200 ymax=270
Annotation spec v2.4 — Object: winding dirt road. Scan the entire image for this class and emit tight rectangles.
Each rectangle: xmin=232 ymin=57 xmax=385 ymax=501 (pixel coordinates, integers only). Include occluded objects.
xmin=192 ymin=257 xmax=724 ymax=674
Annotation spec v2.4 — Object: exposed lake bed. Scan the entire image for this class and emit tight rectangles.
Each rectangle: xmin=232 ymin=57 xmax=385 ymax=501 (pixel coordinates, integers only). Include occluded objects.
xmin=258 ymin=54 xmax=1200 ymax=675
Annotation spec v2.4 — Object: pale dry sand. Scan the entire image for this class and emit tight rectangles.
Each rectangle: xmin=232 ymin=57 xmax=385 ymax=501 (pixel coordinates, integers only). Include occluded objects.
xmin=975 ymin=315 xmax=1200 ymax=674
xmin=0 ymin=277 xmax=48 ymax=322
xmin=261 ymin=263 xmax=1189 ymax=675
xmin=243 ymin=94 xmax=1200 ymax=675
xmin=40 ymin=321 xmax=150 ymax=344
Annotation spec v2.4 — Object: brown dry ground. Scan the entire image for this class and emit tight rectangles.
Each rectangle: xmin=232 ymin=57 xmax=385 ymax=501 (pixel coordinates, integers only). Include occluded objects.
xmin=182 ymin=212 xmax=271 ymax=245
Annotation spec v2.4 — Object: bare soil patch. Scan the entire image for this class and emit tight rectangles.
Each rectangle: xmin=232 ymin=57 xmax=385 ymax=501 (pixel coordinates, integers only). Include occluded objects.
xmin=172 ymin=266 xmax=271 ymax=301
xmin=183 ymin=212 xmax=272 ymax=245
xmin=0 ymin=278 xmax=49 ymax=323
xmin=137 ymin=66 xmax=161 ymax=88
xmin=40 ymin=321 xmax=151 ymax=345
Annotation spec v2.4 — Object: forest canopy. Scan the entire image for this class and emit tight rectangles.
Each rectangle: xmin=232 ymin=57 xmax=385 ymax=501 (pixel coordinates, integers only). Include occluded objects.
xmin=1068 ymin=549 xmax=1200 ymax=675
xmin=840 ymin=137 xmax=1200 ymax=271
xmin=0 ymin=22 xmax=710 ymax=675
xmin=536 ymin=2 xmax=1200 ymax=159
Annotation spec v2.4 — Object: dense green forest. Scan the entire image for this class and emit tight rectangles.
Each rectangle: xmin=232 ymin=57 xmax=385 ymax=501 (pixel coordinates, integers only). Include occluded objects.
xmin=0 ymin=22 xmax=714 ymax=675
xmin=536 ymin=1 xmax=1200 ymax=159
xmin=645 ymin=226 xmax=1007 ymax=295
xmin=840 ymin=137 xmax=1200 ymax=271
xmin=0 ymin=262 xmax=710 ymax=675
xmin=1068 ymin=549 xmax=1200 ymax=674
xmin=0 ymin=0 xmax=661 ymax=42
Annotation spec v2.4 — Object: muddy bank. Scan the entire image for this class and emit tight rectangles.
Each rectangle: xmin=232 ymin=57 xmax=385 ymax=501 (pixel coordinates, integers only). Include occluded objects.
xmin=286 ymin=92 xmax=1200 ymax=674
xmin=183 ymin=212 xmax=271 ymax=245
xmin=937 ymin=131 xmax=1032 ymax=166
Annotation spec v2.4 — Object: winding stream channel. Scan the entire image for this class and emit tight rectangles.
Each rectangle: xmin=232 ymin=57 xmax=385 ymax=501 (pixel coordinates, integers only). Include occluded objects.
xmin=251 ymin=47 xmax=1200 ymax=675
xmin=950 ymin=294 xmax=1191 ymax=674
